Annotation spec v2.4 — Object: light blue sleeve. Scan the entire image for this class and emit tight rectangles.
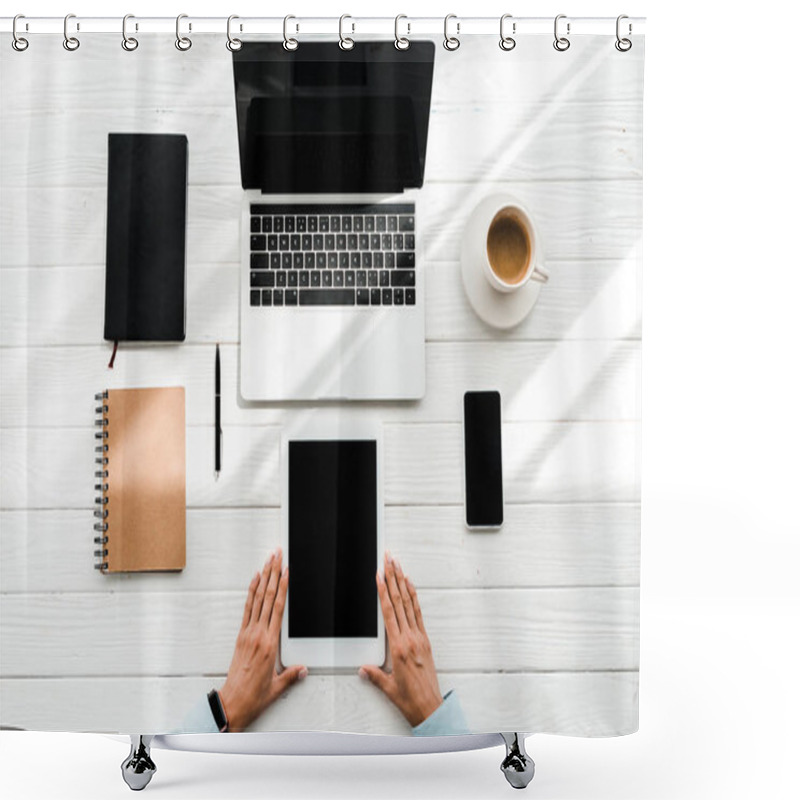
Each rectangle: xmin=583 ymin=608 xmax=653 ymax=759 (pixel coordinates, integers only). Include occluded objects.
xmin=412 ymin=689 xmax=470 ymax=736
xmin=170 ymin=695 xmax=220 ymax=734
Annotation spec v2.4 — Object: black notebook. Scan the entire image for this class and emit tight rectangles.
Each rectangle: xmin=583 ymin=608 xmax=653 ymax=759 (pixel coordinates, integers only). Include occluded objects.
xmin=104 ymin=133 xmax=188 ymax=342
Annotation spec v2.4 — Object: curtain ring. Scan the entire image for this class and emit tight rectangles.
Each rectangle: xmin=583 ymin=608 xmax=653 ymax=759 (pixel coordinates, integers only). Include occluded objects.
xmin=499 ymin=14 xmax=516 ymax=51
xmin=443 ymin=14 xmax=460 ymax=51
xmin=226 ymin=15 xmax=242 ymax=51
xmin=553 ymin=14 xmax=570 ymax=51
xmin=615 ymin=14 xmax=632 ymax=51
xmin=339 ymin=14 xmax=355 ymax=50
xmin=63 ymin=13 xmax=80 ymax=51
xmin=175 ymin=14 xmax=192 ymax=51
xmin=394 ymin=14 xmax=410 ymax=50
xmin=12 ymin=14 xmax=29 ymax=51
xmin=121 ymin=14 xmax=138 ymax=51
xmin=283 ymin=15 xmax=298 ymax=51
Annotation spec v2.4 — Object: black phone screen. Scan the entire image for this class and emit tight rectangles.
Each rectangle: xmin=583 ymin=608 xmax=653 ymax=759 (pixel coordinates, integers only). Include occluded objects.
xmin=463 ymin=391 xmax=504 ymax=528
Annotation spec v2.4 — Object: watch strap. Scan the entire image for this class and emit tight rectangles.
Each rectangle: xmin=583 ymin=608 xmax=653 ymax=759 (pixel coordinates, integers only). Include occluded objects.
xmin=207 ymin=689 xmax=229 ymax=732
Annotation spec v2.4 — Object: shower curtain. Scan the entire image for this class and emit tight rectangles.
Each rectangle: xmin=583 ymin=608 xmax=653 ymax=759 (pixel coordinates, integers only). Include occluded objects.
xmin=0 ymin=25 xmax=643 ymax=739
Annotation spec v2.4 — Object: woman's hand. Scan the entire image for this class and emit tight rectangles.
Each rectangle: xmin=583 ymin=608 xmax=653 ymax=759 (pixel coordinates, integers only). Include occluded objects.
xmin=218 ymin=549 xmax=306 ymax=731
xmin=359 ymin=553 xmax=443 ymax=727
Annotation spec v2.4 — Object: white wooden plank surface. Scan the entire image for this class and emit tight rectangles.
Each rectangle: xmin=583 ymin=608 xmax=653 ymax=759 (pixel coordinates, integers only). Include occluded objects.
xmin=0 ymin=258 xmax=641 ymax=346
xmin=0 ymin=587 xmax=639 ymax=676
xmin=0 ymin=421 xmax=639 ymax=510
xmin=0 ymin=341 xmax=641 ymax=426
xmin=0 ymin=181 xmax=643 ymax=268
xmin=0 ymin=32 xmax=643 ymax=736
xmin=0 ymin=504 xmax=641 ymax=593
xmin=0 ymin=672 xmax=638 ymax=735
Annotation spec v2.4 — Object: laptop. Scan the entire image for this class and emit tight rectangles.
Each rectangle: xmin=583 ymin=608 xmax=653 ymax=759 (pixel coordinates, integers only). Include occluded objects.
xmin=233 ymin=41 xmax=435 ymax=401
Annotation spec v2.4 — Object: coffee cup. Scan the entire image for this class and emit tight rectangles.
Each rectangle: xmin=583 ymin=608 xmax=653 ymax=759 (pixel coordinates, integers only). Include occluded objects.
xmin=481 ymin=201 xmax=547 ymax=293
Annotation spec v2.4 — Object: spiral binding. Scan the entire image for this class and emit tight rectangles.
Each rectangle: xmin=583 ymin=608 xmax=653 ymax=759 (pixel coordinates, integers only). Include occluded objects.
xmin=94 ymin=391 xmax=109 ymax=571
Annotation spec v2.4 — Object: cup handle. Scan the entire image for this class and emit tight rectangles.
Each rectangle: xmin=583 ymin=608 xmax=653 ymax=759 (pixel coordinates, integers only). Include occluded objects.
xmin=528 ymin=263 xmax=549 ymax=284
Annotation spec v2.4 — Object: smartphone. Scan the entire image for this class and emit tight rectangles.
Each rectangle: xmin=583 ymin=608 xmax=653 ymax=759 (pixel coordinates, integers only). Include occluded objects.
xmin=463 ymin=391 xmax=504 ymax=529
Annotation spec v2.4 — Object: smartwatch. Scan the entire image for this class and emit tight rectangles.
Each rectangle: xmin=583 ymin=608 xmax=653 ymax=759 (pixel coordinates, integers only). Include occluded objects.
xmin=207 ymin=689 xmax=229 ymax=732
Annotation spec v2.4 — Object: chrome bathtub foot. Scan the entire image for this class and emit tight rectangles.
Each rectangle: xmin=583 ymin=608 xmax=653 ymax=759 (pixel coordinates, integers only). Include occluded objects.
xmin=500 ymin=732 xmax=535 ymax=789
xmin=121 ymin=735 xmax=156 ymax=791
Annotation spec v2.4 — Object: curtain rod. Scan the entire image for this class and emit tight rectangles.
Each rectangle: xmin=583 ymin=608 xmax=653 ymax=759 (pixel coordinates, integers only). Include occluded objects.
xmin=0 ymin=16 xmax=646 ymax=38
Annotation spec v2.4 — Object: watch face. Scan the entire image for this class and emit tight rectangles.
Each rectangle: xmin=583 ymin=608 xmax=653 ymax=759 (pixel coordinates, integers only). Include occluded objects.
xmin=208 ymin=690 xmax=228 ymax=732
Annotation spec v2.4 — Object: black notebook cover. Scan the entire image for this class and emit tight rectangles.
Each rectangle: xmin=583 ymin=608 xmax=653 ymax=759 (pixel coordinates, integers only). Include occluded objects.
xmin=104 ymin=133 xmax=188 ymax=342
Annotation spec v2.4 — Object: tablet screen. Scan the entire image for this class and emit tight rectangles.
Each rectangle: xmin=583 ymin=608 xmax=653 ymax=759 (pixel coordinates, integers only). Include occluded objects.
xmin=288 ymin=440 xmax=378 ymax=638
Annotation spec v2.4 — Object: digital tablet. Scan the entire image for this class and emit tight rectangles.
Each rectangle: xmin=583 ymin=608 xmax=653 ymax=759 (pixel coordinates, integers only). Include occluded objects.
xmin=281 ymin=422 xmax=384 ymax=669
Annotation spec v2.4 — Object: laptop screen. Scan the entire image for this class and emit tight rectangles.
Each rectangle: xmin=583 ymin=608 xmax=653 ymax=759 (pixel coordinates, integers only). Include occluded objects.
xmin=232 ymin=41 xmax=435 ymax=194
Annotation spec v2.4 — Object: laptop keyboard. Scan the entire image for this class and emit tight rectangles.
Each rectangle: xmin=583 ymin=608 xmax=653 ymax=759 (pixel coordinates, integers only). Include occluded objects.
xmin=249 ymin=204 xmax=416 ymax=308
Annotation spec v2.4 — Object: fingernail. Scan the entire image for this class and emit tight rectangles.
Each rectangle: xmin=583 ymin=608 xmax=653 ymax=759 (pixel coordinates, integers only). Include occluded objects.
xmin=299 ymin=666 xmax=308 ymax=680
xmin=283 ymin=566 xmax=288 ymax=577
xmin=385 ymin=550 xmax=392 ymax=562
xmin=276 ymin=546 xmax=282 ymax=559
xmin=267 ymin=552 xmax=274 ymax=565
xmin=358 ymin=667 xmax=368 ymax=680
xmin=392 ymin=556 xmax=400 ymax=569
xmin=407 ymin=575 xmax=414 ymax=589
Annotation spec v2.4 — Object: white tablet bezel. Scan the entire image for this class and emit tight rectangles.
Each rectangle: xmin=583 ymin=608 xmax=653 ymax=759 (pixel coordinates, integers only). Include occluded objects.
xmin=280 ymin=418 xmax=385 ymax=671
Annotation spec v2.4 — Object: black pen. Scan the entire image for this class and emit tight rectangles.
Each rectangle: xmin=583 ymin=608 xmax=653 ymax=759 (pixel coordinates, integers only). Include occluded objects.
xmin=215 ymin=343 xmax=222 ymax=478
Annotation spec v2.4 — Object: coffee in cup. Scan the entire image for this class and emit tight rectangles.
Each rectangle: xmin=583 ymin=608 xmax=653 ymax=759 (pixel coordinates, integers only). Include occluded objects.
xmin=481 ymin=203 xmax=548 ymax=293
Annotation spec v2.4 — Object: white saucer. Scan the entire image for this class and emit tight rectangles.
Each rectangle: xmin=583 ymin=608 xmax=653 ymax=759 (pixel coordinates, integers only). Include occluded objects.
xmin=460 ymin=196 xmax=544 ymax=330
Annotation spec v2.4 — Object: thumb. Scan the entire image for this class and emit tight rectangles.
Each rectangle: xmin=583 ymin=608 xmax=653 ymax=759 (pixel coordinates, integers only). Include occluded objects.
xmin=272 ymin=664 xmax=308 ymax=696
xmin=359 ymin=665 xmax=394 ymax=699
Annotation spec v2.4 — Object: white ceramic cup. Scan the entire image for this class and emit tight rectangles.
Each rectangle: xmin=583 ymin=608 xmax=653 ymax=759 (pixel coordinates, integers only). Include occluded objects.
xmin=480 ymin=201 xmax=548 ymax=293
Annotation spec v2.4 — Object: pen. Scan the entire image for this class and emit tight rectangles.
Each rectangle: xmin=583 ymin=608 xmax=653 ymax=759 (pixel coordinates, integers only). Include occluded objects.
xmin=215 ymin=343 xmax=222 ymax=478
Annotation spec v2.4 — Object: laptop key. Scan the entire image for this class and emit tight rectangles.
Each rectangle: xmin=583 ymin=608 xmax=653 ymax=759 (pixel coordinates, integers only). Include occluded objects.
xmin=342 ymin=216 xmax=352 ymax=232
xmin=282 ymin=253 xmax=292 ymax=269
xmin=363 ymin=252 xmax=373 ymax=268
xmin=313 ymin=234 xmax=324 ymax=250
xmin=356 ymin=271 xmax=367 ymax=287
xmin=354 ymin=216 xmax=364 ymax=232
xmin=396 ymin=252 xmax=414 ymax=268
xmin=316 ymin=253 xmax=326 ymax=269
xmin=394 ymin=288 xmax=405 ymax=305
xmin=293 ymin=253 xmax=303 ymax=269
xmin=405 ymin=288 xmax=416 ymax=305
xmin=325 ymin=234 xmax=335 ymax=250
xmin=388 ymin=216 xmax=398 ymax=232
xmin=347 ymin=234 xmax=358 ymax=250
xmin=357 ymin=288 xmax=369 ymax=305
xmin=251 ymin=235 xmax=266 ymax=251
xmin=304 ymin=253 xmax=314 ymax=269
xmin=288 ymin=272 xmax=298 ymax=287
xmin=374 ymin=252 xmax=384 ymax=268
xmin=359 ymin=234 xmax=370 ymax=250
xmin=270 ymin=253 xmax=281 ymax=269
xmin=334 ymin=271 xmax=344 ymax=287
xmin=330 ymin=216 xmax=341 ymax=232
xmin=322 ymin=271 xmax=333 ymax=287
xmin=351 ymin=252 xmax=361 ymax=268
xmin=399 ymin=216 xmax=414 ymax=231
xmin=250 ymin=289 xmax=261 ymax=306
xmin=308 ymin=216 xmax=317 ymax=232
xmin=250 ymin=271 xmax=274 ymax=288
xmin=376 ymin=216 xmax=386 ymax=232
xmin=345 ymin=271 xmax=355 ymax=287
xmin=311 ymin=271 xmax=321 ymax=287
xmin=262 ymin=289 xmax=272 ymax=305
xmin=336 ymin=234 xmax=347 ymax=250
xmin=365 ymin=216 xmax=375 ymax=232
xmin=299 ymin=289 xmax=355 ymax=306
xmin=276 ymin=272 xmax=287 ymax=287
xmin=339 ymin=252 xmax=349 ymax=269
xmin=251 ymin=217 xmax=261 ymax=233
xmin=382 ymin=288 xmax=393 ymax=304
xmin=394 ymin=234 xmax=404 ymax=250
xmin=370 ymin=288 xmax=381 ymax=305
xmin=319 ymin=216 xmax=329 ymax=232
xmin=302 ymin=234 xmax=312 ymax=250
xmin=284 ymin=217 xmax=295 ymax=232
xmin=327 ymin=253 xmax=338 ymax=269
xmin=299 ymin=271 xmax=310 ymax=287
xmin=251 ymin=253 xmax=268 ymax=269
xmin=296 ymin=216 xmax=306 ymax=232
xmin=279 ymin=234 xmax=289 ymax=250
xmin=382 ymin=234 xmax=393 ymax=250
xmin=273 ymin=217 xmax=283 ymax=233
xmin=380 ymin=270 xmax=390 ymax=286
xmin=368 ymin=270 xmax=378 ymax=286
xmin=371 ymin=234 xmax=381 ymax=250
xmin=385 ymin=253 xmax=395 ymax=268
xmin=291 ymin=234 xmax=301 ymax=250
xmin=262 ymin=216 xmax=272 ymax=233
xmin=286 ymin=288 xmax=298 ymax=305
xmin=391 ymin=270 xmax=415 ymax=287
xmin=267 ymin=235 xmax=278 ymax=251
xmin=405 ymin=234 xmax=415 ymax=250
xmin=273 ymin=289 xmax=284 ymax=305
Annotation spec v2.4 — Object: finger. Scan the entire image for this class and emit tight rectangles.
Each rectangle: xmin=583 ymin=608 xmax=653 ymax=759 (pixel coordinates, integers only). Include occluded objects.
xmin=241 ymin=571 xmax=260 ymax=629
xmin=272 ymin=664 xmax=307 ymax=697
xmin=359 ymin=665 xmax=394 ymax=699
xmin=268 ymin=565 xmax=289 ymax=637
xmin=406 ymin=575 xmax=427 ymax=635
xmin=250 ymin=554 xmax=272 ymax=625
xmin=383 ymin=552 xmax=408 ymax=632
xmin=377 ymin=569 xmax=400 ymax=641
xmin=392 ymin=557 xmax=417 ymax=631
xmin=259 ymin=548 xmax=282 ymax=625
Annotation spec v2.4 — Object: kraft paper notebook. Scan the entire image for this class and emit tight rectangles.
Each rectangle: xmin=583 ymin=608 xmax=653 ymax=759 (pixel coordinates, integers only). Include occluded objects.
xmin=94 ymin=387 xmax=186 ymax=573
